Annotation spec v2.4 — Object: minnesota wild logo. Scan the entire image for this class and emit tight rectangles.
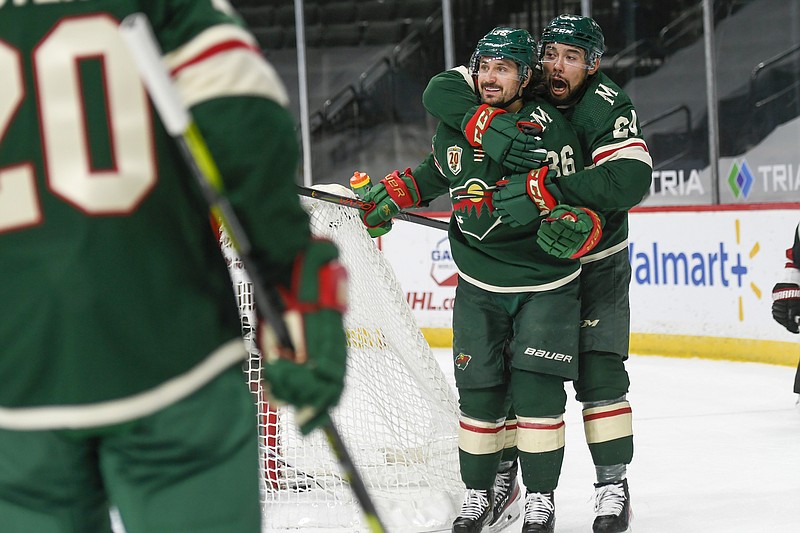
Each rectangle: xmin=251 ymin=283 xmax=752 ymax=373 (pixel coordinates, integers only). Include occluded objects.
xmin=450 ymin=178 xmax=501 ymax=240
xmin=451 ymin=178 xmax=494 ymax=217
xmin=454 ymin=352 xmax=472 ymax=370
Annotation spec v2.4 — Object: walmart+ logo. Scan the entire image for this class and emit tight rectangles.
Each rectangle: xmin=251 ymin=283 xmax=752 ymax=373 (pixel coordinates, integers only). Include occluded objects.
xmin=629 ymin=219 xmax=761 ymax=321
xmin=727 ymin=159 xmax=754 ymax=199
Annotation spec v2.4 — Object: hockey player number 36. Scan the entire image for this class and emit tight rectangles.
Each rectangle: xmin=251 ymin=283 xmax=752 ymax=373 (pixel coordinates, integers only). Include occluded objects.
xmin=0 ymin=15 xmax=156 ymax=234
xmin=544 ymin=144 xmax=578 ymax=177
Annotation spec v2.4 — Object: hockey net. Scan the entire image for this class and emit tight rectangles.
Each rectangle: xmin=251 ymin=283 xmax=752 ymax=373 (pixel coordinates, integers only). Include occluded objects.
xmin=222 ymin=185 xmax=462 ymax=532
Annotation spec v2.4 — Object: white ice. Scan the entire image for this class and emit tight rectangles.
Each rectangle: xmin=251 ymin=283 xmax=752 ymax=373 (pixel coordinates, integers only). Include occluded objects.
xmin=433 ymin=349 xmax=800 ymax=533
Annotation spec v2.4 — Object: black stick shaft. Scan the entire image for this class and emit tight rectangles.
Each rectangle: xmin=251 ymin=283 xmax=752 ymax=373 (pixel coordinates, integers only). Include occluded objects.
xmin=323 ymin=423 xmax=386 ymax=531
xmin=298 ymin=186 xmax=449 ymax=231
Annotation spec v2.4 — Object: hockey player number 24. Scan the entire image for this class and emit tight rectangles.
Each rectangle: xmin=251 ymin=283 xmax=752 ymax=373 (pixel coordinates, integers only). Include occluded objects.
xmin=0 ymin=15 xmax=156 ymax=234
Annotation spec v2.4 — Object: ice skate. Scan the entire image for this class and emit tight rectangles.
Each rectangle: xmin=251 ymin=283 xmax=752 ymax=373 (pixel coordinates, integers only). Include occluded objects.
xmin=452 ymin=488 xmax=494 ymax=533
xmin=486 ymin=461 xmax=521 ymax=532
xmin=520 ymin=491 xmax=555 ymax=533
xmin=592 ymin=479 xmax=632 ymax=533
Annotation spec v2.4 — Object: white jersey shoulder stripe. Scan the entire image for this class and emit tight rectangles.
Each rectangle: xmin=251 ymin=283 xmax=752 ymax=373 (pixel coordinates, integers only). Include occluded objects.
xmin=164 ymin=24 xmax=289 ymax=108
xmin=452 ymin=65 xmax=475 ymax=92
xmin=591 ymin=137 xmax=653 ymax=168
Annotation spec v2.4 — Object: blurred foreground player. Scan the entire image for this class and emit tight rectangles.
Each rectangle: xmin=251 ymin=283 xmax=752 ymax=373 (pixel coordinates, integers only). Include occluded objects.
xmin=771 ymin=221 xmax=800 ymax=400
xmin=0 ymin=1 xmax=347 ymax=532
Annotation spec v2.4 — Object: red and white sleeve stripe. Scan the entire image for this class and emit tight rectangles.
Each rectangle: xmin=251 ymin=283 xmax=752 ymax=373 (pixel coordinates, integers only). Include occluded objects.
xmin=163 ymin=24 xmax=289 ymax=109
xmin=591 ymin=137 xmax=652 ymax=168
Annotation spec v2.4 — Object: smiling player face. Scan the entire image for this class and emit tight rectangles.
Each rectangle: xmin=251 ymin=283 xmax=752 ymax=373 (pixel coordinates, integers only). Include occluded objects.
xmin=476 ymin=57 xmax=528 ymax=110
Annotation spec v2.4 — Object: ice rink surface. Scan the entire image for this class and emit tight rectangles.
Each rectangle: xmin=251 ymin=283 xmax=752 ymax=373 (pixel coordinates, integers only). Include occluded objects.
xmin=433 ymin=349 xmax=800 ymax=533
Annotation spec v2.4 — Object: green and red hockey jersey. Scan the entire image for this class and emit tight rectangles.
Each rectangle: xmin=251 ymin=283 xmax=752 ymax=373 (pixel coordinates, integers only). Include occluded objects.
xmin=549 ymin=70 xmax=652 ymax=260
xmin=411 ymin=87 xmax=585 ymax=292
xmin=422 ymin=67 xmax=652 ymax=262
xmin=0 ymin=0 xmax=307 ymax=429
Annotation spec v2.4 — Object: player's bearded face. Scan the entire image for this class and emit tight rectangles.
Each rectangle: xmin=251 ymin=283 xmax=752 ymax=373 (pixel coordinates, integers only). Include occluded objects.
xmin=541 ymin=43 xmax=597 ymax=103
xmin=477 ymin=57 xmax=523 ymax=107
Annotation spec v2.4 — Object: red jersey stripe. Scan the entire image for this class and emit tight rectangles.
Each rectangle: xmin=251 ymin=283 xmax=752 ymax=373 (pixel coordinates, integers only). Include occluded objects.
xmin=170 ymin=40 xmax=260 ymax=77
xmin=459 ymin=421 xmax=504 ymax=434
xmin=583 ymin=406 xmax=633 ymax=422
xmin=517 ymin=420 xmax=565 ymax=431
xmin=593 ymin=140 xmax=649 ymax=165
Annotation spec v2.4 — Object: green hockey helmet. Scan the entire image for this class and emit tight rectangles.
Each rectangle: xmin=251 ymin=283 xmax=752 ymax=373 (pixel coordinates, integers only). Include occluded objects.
xmin=469 ymin=27 xmax=536 ymax=81
xmin=539 ymin=14 xmax=605 ymax=66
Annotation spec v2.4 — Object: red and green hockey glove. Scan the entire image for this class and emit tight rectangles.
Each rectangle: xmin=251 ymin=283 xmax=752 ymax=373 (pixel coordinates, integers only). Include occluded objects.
xmin=492 ymin=167 xmax=560 ymax=227
xmin=350 ymin=171 xmax=392 ymax=238
xmin=537 ymin=205 xmax=604 ymax=259
xmin=360 ymin=169 xmax=421 ymax=228
xmin=260 ymin=239 xmax=349 ymax=434
xmin=462 ymin=104 xmax=547 ymax=172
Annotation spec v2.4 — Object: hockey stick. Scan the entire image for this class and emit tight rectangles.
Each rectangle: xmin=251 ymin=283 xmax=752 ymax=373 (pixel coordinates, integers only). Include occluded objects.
xmin=298 ymin=185 xmax=450 ymax=231
xmin=118 ymin=14 xmax=387 ymax=533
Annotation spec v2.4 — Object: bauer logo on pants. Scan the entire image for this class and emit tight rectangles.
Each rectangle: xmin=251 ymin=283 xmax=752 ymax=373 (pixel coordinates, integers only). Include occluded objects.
xmin=523 ymin=347 xmax=573 ymax=363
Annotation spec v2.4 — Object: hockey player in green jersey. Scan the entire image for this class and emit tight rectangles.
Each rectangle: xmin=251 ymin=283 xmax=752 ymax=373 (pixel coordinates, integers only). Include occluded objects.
xmin=0 ymin=2 xmax=348 ymax=532
xmin=422 ymin=15 xmax=652 ymax=533
xmin=358 ymin=28 xmax=605 ymax=533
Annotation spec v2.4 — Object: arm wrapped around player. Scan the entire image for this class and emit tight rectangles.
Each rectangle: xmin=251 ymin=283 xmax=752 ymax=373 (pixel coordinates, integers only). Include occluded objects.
xmin=492 ymin=166 xmax=562 ymax=227
xmin=771 ymin=244 xmax=800 ymax=334
xmin=537 ymin=205 xmax=605 ymax=260
xmin=359 ymin=168 xmax=422 ymax=228
xmin=259 ymin=238 xmax=349 ymax=434
xmin=462 ymin=104 xmax=547 ymax=172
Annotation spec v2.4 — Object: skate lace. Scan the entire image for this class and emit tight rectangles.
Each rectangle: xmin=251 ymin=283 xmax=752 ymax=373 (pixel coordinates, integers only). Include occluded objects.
xmin=459 ymin=489 xmax=490 ymax=521
xmin=594 ymin=483 xmax=626 ymax=516
xmin=494 ymin=469 xmax=513 ymax=495
xmin=523 ymin=492 xmax=554 ymax=523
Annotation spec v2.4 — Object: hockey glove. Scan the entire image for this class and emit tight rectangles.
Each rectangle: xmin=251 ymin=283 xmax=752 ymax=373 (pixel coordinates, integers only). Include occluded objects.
xmin=260 ymin=239 xmax=349 ymax=434
xmin=537 ymin=205 xmax=604 ymax=259
xmin=350 ymin=171 xmax=392 ymax=238
xmin=462 ymin=105 xmax=547 ymax=173
xmin=772 ymin=282 xmax=800 ymax=334
xmin=360 ymin=169 xmax=422 ymax=228
xmin=492 ymin=167 xmax=560 ymax=227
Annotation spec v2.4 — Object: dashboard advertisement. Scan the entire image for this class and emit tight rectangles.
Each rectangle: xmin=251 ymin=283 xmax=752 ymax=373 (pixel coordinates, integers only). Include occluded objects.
xmin=376 ymin=205 xmax=800 ymax=360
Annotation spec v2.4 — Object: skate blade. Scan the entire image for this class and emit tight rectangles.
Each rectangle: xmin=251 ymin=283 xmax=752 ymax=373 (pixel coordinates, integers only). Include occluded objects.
xmin=605 ymin=513 xmax=632 ymax=533
xmin=485 ymin=499 xmax=521 ymax=533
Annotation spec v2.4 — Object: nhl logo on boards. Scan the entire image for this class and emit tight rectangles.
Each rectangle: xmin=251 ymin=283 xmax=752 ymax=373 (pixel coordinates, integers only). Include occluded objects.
xmin=447 ymin=145 xmax=463 ymax=175
xmin=454 ymin=353 xmax=472 ymax=370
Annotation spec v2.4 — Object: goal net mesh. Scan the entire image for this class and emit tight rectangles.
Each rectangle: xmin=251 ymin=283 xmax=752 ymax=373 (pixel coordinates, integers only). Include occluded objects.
xmin=222 ymin=186 xmax=462 ymax=532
